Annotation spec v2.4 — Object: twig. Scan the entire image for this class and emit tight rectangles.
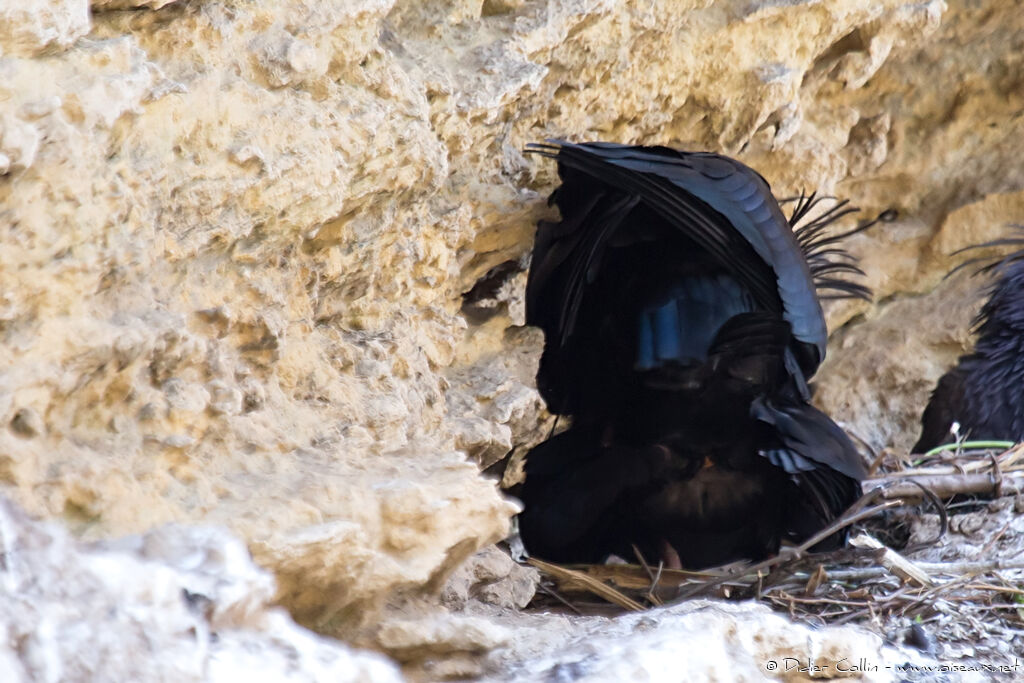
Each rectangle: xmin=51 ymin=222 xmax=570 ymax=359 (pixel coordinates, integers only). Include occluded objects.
xmin=629 ymin=545 xmax=667 ymax=606
xmin=819 ymin=558 xmax=1024 ymax=582
xmin=991 ymin=451 xmax=1004 ymax=498
xmin=535 ymin=583 xmax=582 ymax=615
xmin=632 ymin=544 xmax=656 ymax=583
xmin=900 ymin=480 xmax=948 ymax=552
xmin=649 ymin=564 xmax=665 ymax=605
xmin=976 ymin=519 xmax=1014 ymax=557
xmin=528 ymin=558 xmax=645 ymax=611
xmin=963 ymin=583 xmax=1024 ymax=597
xmin=765 ymin=593 xmax=873 ymax=608
xmin=793 ymin=500 xmax=904 ymax=555
xmin=959 ymin=604 xmax=1024 ymax=613
xmin=866 ymin=472 xmax=1024 ymax=499
xmin=867 ymin=450 xmax=888 ymax=476
xmin=849 ymin=533 xmax=933 ymax=586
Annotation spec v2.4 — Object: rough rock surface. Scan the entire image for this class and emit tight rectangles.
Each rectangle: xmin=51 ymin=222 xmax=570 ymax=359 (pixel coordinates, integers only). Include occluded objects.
xmin=0 ymin=0 xmax=524 ymax=634
xmin=0 ymin=0 xmax=90 ymax=58
xmin=480 ymin=600 xmax=938 ymax=682
xmin=442 ymin=545 xmax=540 ymax=611
xmin=1 ymin=0 xmax=1023 ymax=677
xmin=0 ymin=497 xmax=402 ymax=683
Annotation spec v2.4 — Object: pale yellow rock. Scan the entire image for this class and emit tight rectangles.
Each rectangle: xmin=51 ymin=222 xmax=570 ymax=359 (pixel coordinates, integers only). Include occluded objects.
xmin=445 ymin=339 xmax=544 ymax=469
xmin=0 ymin=0 xmax=90 ymax=58
xmin=442 ymin=545 xmax=539 ymax=611
xmin=0 ymin=0 xmax=513 ymax=635
xmin=929 ymin=189 xmax=1024 ymax=267
xmin=377 ymin=614 xmax=510 ymax=657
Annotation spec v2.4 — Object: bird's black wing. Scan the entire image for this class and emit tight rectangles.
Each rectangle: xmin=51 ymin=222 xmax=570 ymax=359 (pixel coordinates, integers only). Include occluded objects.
xmin=527 ymin=140 xmax=828 ymax=374
xmin=751 ymin=397 xmax=865 ymax=545
xmin=525 ymin=181 xmax=640 ymax=344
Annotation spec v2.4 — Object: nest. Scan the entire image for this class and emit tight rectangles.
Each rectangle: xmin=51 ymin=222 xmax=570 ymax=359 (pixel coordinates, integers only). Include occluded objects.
xmin=526 ymin=443 xmax=1024 ymax=661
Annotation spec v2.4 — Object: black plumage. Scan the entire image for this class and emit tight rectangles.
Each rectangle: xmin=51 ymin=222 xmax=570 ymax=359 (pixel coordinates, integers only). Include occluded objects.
xmin=517 ymin=141 xmax=869 ymax=568
xmin=913 ymin=232 xmax=1024 ymax=453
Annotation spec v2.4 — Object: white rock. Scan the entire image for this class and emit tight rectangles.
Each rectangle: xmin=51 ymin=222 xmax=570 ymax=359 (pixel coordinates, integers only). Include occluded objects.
xmin=0 ymin=0 xmax=90 ymax=57
xmin=0 ymin=497 xmax=403 ymax=683
xmin=483 ymin=601 xmax=936 ymax=682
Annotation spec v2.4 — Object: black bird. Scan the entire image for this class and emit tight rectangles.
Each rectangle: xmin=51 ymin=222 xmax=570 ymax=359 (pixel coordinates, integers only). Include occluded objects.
xmin=517 ymin=141 xmax=869 ymax=568
xmin=913 ymin=232 xmax=1024 ymax=453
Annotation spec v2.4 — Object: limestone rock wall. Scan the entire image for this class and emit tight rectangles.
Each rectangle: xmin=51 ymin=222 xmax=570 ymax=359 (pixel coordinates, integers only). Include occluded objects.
xmin=0 ymin=0 xmax=527 ymax=634
xmin=1 ymin=0 xmax=1022 ymax=652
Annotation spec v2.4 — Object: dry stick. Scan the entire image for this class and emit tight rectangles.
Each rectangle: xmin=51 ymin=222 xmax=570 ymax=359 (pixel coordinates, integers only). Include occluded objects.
xmin=535 ymin=583 xmax=583 ymax=616
xmin=991 ymin=451 xmax=1005 ymax=498
xmin=865 ymin=472 xmax=1024 ymax=499
xmin=844 ymin=428 xmax=881 ymax=474
xmin=766 ymin=592 xmax=872 ymax=607
xmin=964 ymin=583 xmax=1024 ymax=597
xmin=560 ymin=563 xmax=721 ymax=593
xmin=879 ymin=467 xmax=988 ymax=479
xmin=905 ymin=479 xmax=949 ymax=550
xmin=897 ymin=576 xmax=978 ymax=618
xmin=755 ymin=547 xmax=881 ymax=599
xmin=820 ymin=609 xmax=859 ymax=622
xmin=840 ymin=483 xmax=888 ymax=519
xmin=805 ymin=558 xmax=1024 ymax=583
xmin=966 ymin=604 xmax=1024 ymax=613
xmin=886 ymin=445 xmax=1024 ymax=477
xmin=630 ymin=544 xmax=665 ymax=606
xmin=647 ymin=563 xmax=666 ymax=606
xmin=792 ymin=501 xmax=905 ymax=556
xmin=832 ymin=610 xmax=871 ymax=626
xmin=976 ymin=519 xmax=1014 ymax=557
xmin=528 ymin=558 xmax=645 ymax=612
xmin=867 ymin=449 xmax=889 ymax=476
xmin=849 ymin=532 xmax=933 ymax=586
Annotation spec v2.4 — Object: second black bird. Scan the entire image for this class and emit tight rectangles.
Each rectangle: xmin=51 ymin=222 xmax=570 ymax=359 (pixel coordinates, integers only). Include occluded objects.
xmin=914 ymin=231 xmax=1024 ymax=453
